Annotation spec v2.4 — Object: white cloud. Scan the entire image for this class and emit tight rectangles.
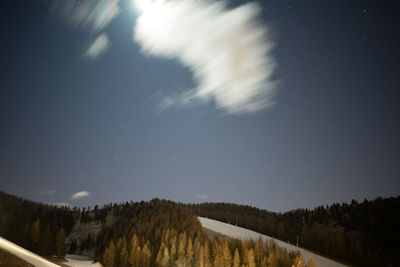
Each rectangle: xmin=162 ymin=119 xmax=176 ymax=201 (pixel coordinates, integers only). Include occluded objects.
xmin=84 ymin=33 xmax=110 ymax=60
xmin=37 ymin=188 xmax=55 ymax=195
xmin=134 ymin=0 xmax=278 ymax=114
xmin=197 ymin=193 xmax=209 ymax=200
xmin=70 ymin=191 xmax=91 ymax=200
xmin=49 ymin=0 xmax=120 ymax=32
xmin=52 ymin=202 xmax=70 ymax=208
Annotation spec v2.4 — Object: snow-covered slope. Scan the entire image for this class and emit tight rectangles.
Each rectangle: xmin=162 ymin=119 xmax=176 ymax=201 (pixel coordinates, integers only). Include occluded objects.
xmin=198 ymin=217 xmax=347 ymax=267
xmin=64 ymin=254 xmax=102 ymax=267
xmin=0 ymin=236 xmax=59 ymax=267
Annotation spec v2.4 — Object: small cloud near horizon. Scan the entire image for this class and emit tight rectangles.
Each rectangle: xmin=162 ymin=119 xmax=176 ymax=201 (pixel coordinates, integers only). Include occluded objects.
xmin=70 ymin=191 xmax=91 ymax=200
xmin=38 ymin=188 xmax=56 ymax=195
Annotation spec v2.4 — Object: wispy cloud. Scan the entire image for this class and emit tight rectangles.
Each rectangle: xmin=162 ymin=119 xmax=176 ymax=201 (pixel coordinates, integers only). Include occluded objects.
xmin=134 ymin=0 xmax=278 ymax=114
xmin=84 ymin=33 xmax=110 ymax=60
xmin=70 ymin=191 xmax=91 ymax=200
xmin=38 ymin=188 xmax=55 ymax=195
xmin=49 ymin=0 xmax=120 ymax=32
xmin=197 ymin=193 xmax=209 ymax=200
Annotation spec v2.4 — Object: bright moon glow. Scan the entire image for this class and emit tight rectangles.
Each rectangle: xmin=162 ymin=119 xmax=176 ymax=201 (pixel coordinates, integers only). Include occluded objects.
xmin=135 ymin=0 xmax=169 ymax=37
xmin=134 ymin=0 xmax=154 ymax=13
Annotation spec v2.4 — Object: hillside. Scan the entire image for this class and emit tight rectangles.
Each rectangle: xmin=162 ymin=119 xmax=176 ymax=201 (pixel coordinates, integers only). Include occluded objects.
xmin=186 ymin=197 xmax=400 ymax=267
xmin=0 ymin=191 xmax=305 ymax=266
xmin=198 ymin=217 xmax=344 ymax=267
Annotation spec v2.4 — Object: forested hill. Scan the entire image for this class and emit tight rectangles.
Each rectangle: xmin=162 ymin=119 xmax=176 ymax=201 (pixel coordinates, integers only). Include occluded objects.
xmin=186 ymin=197 xmax=400 ymax=267
xmin=0 ymin=191 xmax=304 ymax=267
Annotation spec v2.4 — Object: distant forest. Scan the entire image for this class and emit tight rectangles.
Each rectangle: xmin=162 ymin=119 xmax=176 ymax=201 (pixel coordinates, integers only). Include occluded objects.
xmin=0 ymin=191 xmax=308 ymax=267
xmin=186 ymin=197 xmax=400 ymax=267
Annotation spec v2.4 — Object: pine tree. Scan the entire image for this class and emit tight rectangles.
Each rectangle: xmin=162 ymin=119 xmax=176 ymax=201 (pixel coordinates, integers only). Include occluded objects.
xmin=40 ymin=224 xmax=52 ymax=256
xmin=135 ymin=246 xmax=142 ymax=267
xmin=142 ymin=243 xmax=152 ymax=267
xmin=233 ymin=248 xmax=241 ymax=267
xmin=178 ymin=234 xmax=186 ymax=258
xmin=307 ymin=258 xmax=317 ymax=267
xmin=129 ymin=234 xmax=139 ymax=265
xmin=261 ymin=255 xmax=268 ymax=267
xmin=222 ymin=240 xmax=232 ymax=267
xmin=119 ymin=237 xmax=129 ymax=267
xmin=267 ymin=251 xmax=278 ymax=267
xmin=204 ymin=240 xmax=211 ymax=267
xmin=186 ymin=237 xmax=194 ymax=264
xmin=103 ymin=241 xmax=116 ymax=267
xmin=247 ymin=248 xmax=256 ymax=267
xmin=31 ymin=219 xmax=40 ymax=251
xmin=293 ymin=256 xmax=304 ymax=267
xmin=161 ymin=246 xmax=170 ymax=267
xmin=200 ymin=245 xmax=205 ymax=267
xmin=55 ymin=228 xmax=65 ymax=257
xmin=213 ymin=242 xmax=223 ymax=267
xmin=255 ymin=237 xmax=265 ymax=266
xmin=170 ymin=240 xmax=177 ymax=265
xmin=241 ymin=239 xmax=248 ymax=266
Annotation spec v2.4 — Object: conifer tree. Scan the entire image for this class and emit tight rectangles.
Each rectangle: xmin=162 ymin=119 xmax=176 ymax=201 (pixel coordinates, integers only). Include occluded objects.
xmin=129 ymin=234 xmax=139 ymax=265
xmin=261 ymin=255 xmax=268 ymax=267
xmin=156 ymin=242 xmax=165 ymax=266
xmin=40 ymin=224 xmax=52 ymax=256
xmin=142 ymin=243 xmax=152 ymax=267
xmin=233 ymin=248 xmax=241 ymax=267
xmin=161 ymin=246 xmax=170 ymax=267
xmin=200 ymin=245 xmax=205 ymax=267
xmin=56 ymin=228 xmax=65 ymax=257
xmin=204 ymin=240 xmax=211 ymax=267
xmin=103 ymin=241 xmax=116 ymax=267
xmin=293 ymin=256 xmax=304 ymax=267
xmin=119 ymin=237 xmax=128 ymax=267
xmin=241 ymin=239 xmax=248 ymax=266
xmin=255 ymin=237 xmax=264 ymax=266
xmin=247 ymin=248 xmax=256 ymax=267
xmin=187 ymin=236 xmax=194 ymax=264
xmin=178 ymin=234 xmax=186 ymax=258
xmin=135 ymin=246 xmax=142 ymax=267
xmin=307 ymin=258 xmax=317 ymax=267
xmin=222 ymin=240 xmax=232 ymax=267
xmin=170 ymin=241 xmax=177 ymax=265
xmin=31 ymin=219 xmax=40 ymax=250
xmin=267 ymin=251 xmax=278 ymax=267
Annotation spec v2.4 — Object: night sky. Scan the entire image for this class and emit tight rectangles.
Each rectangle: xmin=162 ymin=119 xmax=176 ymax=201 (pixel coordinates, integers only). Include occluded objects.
xmin=1 ymin=0 xmax=399 ymax=211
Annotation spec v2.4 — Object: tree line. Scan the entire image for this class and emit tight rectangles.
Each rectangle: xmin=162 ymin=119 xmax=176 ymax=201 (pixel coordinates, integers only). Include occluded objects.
xmin=185 ymin=197 xmax=400 ymax=267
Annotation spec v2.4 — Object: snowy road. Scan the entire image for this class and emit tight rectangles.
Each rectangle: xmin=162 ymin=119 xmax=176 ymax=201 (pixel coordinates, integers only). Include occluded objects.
xmin=64 ymin=254 xmax=102 ymax=267
xmin=198 ymin=217 xmax=347 ymax=267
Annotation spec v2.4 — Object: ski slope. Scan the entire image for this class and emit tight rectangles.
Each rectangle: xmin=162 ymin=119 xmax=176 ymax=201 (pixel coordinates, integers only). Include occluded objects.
xmin=198 ymin=217 xmax=347 ymax=267
xmin=0 ymin=236 xmax=59 ymax=267
xmin=64 ymin=254 xmax=102 ymax=267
